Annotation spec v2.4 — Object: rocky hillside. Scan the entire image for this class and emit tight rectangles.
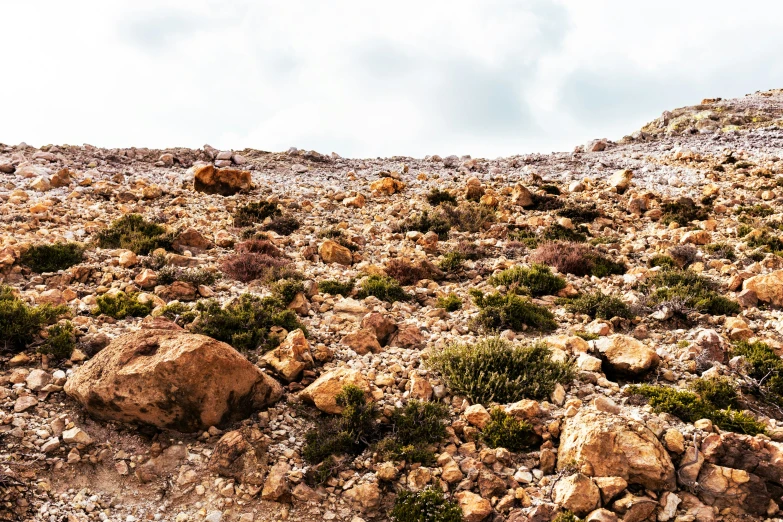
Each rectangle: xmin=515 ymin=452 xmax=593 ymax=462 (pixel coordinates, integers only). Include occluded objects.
xmin=3 ymin=89 xmax=783 ymax=522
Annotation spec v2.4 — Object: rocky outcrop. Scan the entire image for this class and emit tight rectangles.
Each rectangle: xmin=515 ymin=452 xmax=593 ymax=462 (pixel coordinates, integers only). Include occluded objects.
xmin=192 ymin=164 xmax=251 ymax=195
xmin=261 ymin=329 xmax=313 ymax=381
xmin=64 ymin=329 xmax=282 ymax=431
xmin=319 ymin=240 xmax=353 ymax=265
xmin=743 ymin=270 xmax=783 ymax=307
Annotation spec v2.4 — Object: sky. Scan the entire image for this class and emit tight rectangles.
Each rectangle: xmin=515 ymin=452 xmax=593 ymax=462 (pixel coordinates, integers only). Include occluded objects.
xmin=2 ymin=1 xmax=783 ymax=159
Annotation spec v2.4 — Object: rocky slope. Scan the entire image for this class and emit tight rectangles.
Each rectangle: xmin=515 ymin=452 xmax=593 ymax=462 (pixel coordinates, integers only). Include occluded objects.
xmin=3 ymin=89 xmax=783 ymax=522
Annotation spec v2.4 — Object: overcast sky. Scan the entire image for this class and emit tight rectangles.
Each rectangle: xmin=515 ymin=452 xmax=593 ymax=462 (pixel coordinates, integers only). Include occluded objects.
xmin=3 ymin=1 xmax=783 ymax=158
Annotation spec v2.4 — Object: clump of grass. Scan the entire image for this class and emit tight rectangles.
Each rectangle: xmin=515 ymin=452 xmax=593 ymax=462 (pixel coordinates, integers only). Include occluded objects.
xmin=391 ymin=487 xmax=463 ymax=522
xmin=303 ymin=385 xmax=378 ymax=464
xmin=626 ymin=383 xmax=766 ymax=435
xmin=439 ymin=252 xmax=465 ymax=272
xmin=437 ymin=294 xmax=462 ymax=312
xmin=736 ymin=204 xmax=774 ymax=218
xmin=489 ymin=264 xmax=566 ymax=297
xmin=649 ymin=255 xmax=676 ymax=268
xmin=157 ymin=266 xmax=219 ymax=287
xmin=469 ymin=290 xmax=557 ymax=332
xmin=480 ymin=408 xmax=537 ymax=452
xmin=232 ymin=201 xmax=281 ymax=227
xmin=731 ymin=340 xmax=783 ymax=405
xmin=640 ymin=268 xmax=740 ymax=317
xmin=426 ymin=188 xmax=457 ymax=206
xmin=558 ymin=292 xmax=633 ymax=320
xmin=20 ymin=243 xmax=84 ymax=273
xmin=95 ymin=292 xmax=152 ymax=319
xmin=191 ymin=293 xmax=305 ymax=352
xmin=357 ymin=275 xmax=410 ymax=303
xmin=39 ymin=322 xmax=76 ymax=361
xmin=660 ymin=197 xmax=711 ymax=226
xmin=95 ymin=214 xmax=173 ymax=255
xmin=318 ymin=279 xmax=355 ymax=296
xmin=531 ymin=242 xmax=625 ymax=278
xmin=0 ymin=286 xmax=68 ymax=353
xmin=377 ymin=400 xmax=450 ymax=464
xmin=427 ymin=337 xmax=575 ymax=404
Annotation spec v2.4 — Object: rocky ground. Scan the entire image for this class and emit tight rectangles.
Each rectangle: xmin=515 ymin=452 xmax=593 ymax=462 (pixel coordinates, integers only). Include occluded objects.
xmin=3 ymin=89 xmax=783 ymax=522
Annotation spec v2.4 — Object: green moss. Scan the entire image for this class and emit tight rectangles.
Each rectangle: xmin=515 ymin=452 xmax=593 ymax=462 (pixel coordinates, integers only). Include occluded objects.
xmin=480 ymin=408 xmax=537 ymax=452
xmin=437 ymin=294 xmax=462 ymax=312
xmin=95 ymin=214 xmax=172 ymax=255
xmin=626 ymin=384 xmax=766 ymax=435
xmin=574 ymin=331 xmax=599 ymax=341
xmin=0 ymin=286 xmax=68 ymax=353
xmin=95 ymin=292 xmax=152 ymax=319
xmin=39 ymin=322 xmax=76 ymax=361
xmin=489 ymin=264 xmax=566 ymax=297
xmin=191 ymin=294 xmax=305 ymax=352
xmin=391 ymin=487 xmax=463 ymax=522
xmin=427 ymin=337 xmax=575 ymax=404
xmin=318 ymin=279 xmax=355 ymax=297
xmin=558 ymin=292 xmax=633 ymax=320
xmin=553 ymin=512 xmax=582 ymax=522
xmin=469 ymin=290 xmax=557 ymax=332
xmin=357 ymin=275 xmax=410 ymax=303
xmin=232 ymin=201 xmax=281 ymax=227
xmin=20 ymin=243 xmax=84 ymax=273
xmin=426 ymin=188 xmax=457 ymax=206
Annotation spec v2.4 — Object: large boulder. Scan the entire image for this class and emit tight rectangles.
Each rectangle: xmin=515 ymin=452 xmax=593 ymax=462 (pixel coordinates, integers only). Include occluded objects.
xmin=319 ymin=240 xmax=353 ymax=265
xmin=261 ymin=329 xmax=313 ymax=381
xmin=192 ymin=164 xmax=251 ymax=196
xmin=300 ymin=368 xmax=370 ymax=414
xmin=553 ymin=473 xmax=601 ymax=516
xmin=558 ymin=409 xmax=676 ymax=491
xmin=370 ymin=177 xmax=405 ymax=195
xmin=595 ymin=335 xmax=658 ymax=376
xmin=743 ymin=270 xmax=783 ymax=307
xmin=64 ymin=330 xmax=282 ymax=431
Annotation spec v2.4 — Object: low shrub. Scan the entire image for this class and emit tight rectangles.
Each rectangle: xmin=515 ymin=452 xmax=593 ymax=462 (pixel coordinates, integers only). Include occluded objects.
xmin=469 ymin=290 xmax=557 ymax=332
xmin=398 ymin=211 xmax=452 ymax=239
xmin=220 ymin=250 xmax=292 ymax=283
xmin=386 ymin=259 xmax=439 ymax=285
xmin=480 ymin=408 xmax=537 ymax=452
xmin=426 ymin=188 xmax=457 ymax=206
xmin=357 ymin=275 xmax=410 ymax=303
xmin=704 ymin=243 xmax=736 ymax=260
xmin=95 ymin=214 xmax=173 ymax=255
xmin=746 ymin=230 xmax=783 ymax=253
xmin=668 ymin=244 xmax=697 ymax=268
xmin=508 ymin=227 xmax=540 ymax=249
xmin=558 ymin=292 xmax=633 ymax=320
xmin=531 ymin=242 xmax=625 ymax=278
xmin=263 ymin=214 xmax=301 ymax=236
xmin=649 ymin=255 xmax=676 ymax=268
xmin=437 ymin=294 xmax=462 ymax=312
xmin=690 ymin=376 xmax=739 ymax=409
xmin=160 ymin=302 xmax=198 ymax=326
xmin=439 ymin=202 xmax=496 ymax=233
xmin=557 ymin=203 xmax=600 ymax=224
xmin=232 ymin=201 xmax=281 ymax=227
xmin=191 ymin=294 xmax=304 ymax=352
xmin=318 ymin=279 xmax=355 ymax=296
xmin=553 ymin=512 xmax=581 ymax=522
xmin=20 ymin=243 xmax=84 ymax=273
xmin=731 ymin=340 xmax=783 ymax=404
xmin=303 ymin=385 xmax=378 ymax=464
xmin=377 ymin=400 xmax=450 ymax=464
xmin=0 ymin=286 xmax=68 ymax=353
xmin=427 ymin=337 xmax=575 ymax=403
xmin=488 ymin=264 xmax=566 ymax=297
xmin=391 ymin=487 xmax=463 ymax=522
xmin=95 ymin=292 xmax=153 ymax=319
xmin=272 ymin=278 xmax=304 ymax=304
xmin=39 ymin=322 xmax=76 ymax=361
xmin=453 ymin=240 xmax=488 ymax=260
xmin=660 ymin=197 xmax=711 ymax=226
xmin=540 ymin=224 xmax=587 ymax=243
xmin=736 ymin=204 xmax=774 ymax=218
xmin=157 ymin=266 xmax=219 ymax=286
xmin=439 ymin=252 xmax=465 ymax=272
xmin=574 ymin=331 xmax=599 ymax=341
xmin=627 ymin=383 xmax=766 ymax=435
xmin=640 ymin=268 xmax=740 ymax=317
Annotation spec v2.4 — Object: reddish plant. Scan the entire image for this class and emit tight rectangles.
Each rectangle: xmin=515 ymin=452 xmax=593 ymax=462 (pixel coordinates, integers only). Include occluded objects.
xmin=220 ymin=253 xmax=289 ymax=283
xmin=385 ymin=258 xmax=442 ymax=285
xmin=236 ymin=239 xmax=286 ymax=258
xmin=531 ymin=241 xmax=592 ymax=276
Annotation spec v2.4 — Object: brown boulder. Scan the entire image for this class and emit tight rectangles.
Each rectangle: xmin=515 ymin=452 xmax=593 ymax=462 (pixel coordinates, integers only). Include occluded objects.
xmin=172 ymin=228 xmax=214 ymax=254
xmin=389 ymin=324 xmax=424 ymax=349
xmin=319 ymin=240 xmax=353 ymax=265
xmin=370 ymin=177 xmax=405 ymax=195
xmin=208 ymin=428 xmax=268 ymax=485
xmin=341 ymin=329 xmax=382 ymax=355
xmin=595 ymin=334 xmax=658 ymax=376
xmin=360 ymin=313 xmax=398 ymax=345
xmin=743 ymin=270 xmax=783 ymax=307
xmin=64 ymin=330 xmax=282 ymax=431
xmin=261 ymin=329 xmax=313 ymax=382
xmin=300 ymin=368 xmax=370 ymax=414
xmin=193 ymin=164 xmax=251 ymax=196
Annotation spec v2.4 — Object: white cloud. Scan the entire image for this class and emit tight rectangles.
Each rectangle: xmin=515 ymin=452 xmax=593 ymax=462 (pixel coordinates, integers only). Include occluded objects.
xmin=2 ymin=0 xmax=782 ymax=158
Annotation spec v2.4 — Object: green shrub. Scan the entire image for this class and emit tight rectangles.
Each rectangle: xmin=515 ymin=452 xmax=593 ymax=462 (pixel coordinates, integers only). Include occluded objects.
xmin=20 ymin=243 xmax=84 ymax=273
xmin=391 ymin=487 xmax=463 ymax=522
xmin=574 ymin=331 xmax=599 ymax=341
xmin=649 ymin=255 xmax=676 ymax=268
xmin=736 ymin=204 xmax=774 ymax=218
xmin=690 ymin=377 xmax=739 ymax=409
xmin=39 ymin=322 xmax=76 ymax=361
xmin=553 ymin=512 xmax=581 ymax=522
xmin=399 ymin=211 xmax=452 ymax=239
xmin=704 ymin=243 xmax=736 ymax=260
xmin=746 ymin=230 xmax=783 ymax=253
xmin=426 ymin=188 xmax=457 ymax=206
xmin=191 ymin=294 xmax=304 ymax=352
xmin=439 ymin=252 xmax=465 ymax=272
xmin=558 ymin=292 xmax=632 ymax=320
xmin=437 ymin=294 xmax=462 ymax=312
xmin=95 ymin=292 xmax=152 ymax=319
xmin=160 ymin=302 xmax=198 ymax=326
xmin=318 ymin=279 xmax=355 ymax=296
xmin=540 ymin=224 xmax=587 ymax=243
xmin=357 ymin=275 xmax=410 ymax=303
xmin=233 ymin=201 xmax=281 ymax=227
xmin=641 ymin=269 xmax=740 ymax=317
xmin=303 ymin=385 xmax=378 ymax=464
xmin=95 ymin=214 xmax=173 ymax=255
xmin=272 ymin=278 xmax=304 ymax=304
xmin=427 ymin=338 xmax=575 ymax=404
xmin=262 ymin=214 xmax=301 ymax=236
xmin=489 ymin=264 xmax=566 ymax=297
xmin=469 ymin=290 xmax=557 ymax=332
xmin=480 ymin=408 xmax=537 ymax=452
xmin=377 ymin=400 xmax=450 ymax=464
xmin=737 ymin=224 xmax=753 ymax=237
xmin=0 ymin=286 xmax=68 ymax=353
xmin=731 ymin=340 xmax=783 ymax=403
xmin=508 ymin=227 xmax=539 ymax=249
xmin=439 ymin=202 xmax=496 ymax=233
xmin=626 ymin=384 xmax=766 ymax=435
xmin=660 ymin=197 xmax=711 ymax=226
xmin=157 ymin=266 xmax=219 ymax=286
